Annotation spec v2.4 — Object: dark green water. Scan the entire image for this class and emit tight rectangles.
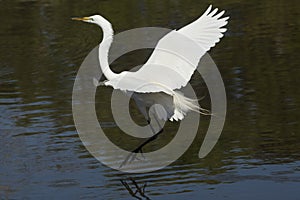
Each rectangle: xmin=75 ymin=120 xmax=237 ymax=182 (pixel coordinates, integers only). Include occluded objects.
xmin=0 ymin=0 xmax=299 ymax=199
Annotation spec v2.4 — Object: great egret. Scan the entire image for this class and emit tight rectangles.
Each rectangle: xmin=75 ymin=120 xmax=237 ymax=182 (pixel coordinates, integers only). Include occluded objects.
xmin=72 ymin=5 xmax=229 ymax=123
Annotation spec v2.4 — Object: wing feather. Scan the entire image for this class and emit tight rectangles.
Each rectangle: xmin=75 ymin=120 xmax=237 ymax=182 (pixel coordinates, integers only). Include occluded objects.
xmin=106 ymin=5 xmax=229 ymax=93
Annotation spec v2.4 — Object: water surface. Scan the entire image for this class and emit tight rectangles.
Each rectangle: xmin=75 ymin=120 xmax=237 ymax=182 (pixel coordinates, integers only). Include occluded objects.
xmin=0 ymin=0 xmax=299 ymax=199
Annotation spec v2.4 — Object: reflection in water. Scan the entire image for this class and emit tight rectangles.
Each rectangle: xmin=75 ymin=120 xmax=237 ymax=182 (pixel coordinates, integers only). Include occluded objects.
xmin=121 ymin=177 xmax=150 ymax=200
xmin=0 ymin=0 xmax=299 ymax=199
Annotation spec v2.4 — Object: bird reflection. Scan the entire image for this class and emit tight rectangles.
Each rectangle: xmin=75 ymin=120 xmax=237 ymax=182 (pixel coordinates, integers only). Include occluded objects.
xmin=120 ymin=177 xmax=151 ymax=200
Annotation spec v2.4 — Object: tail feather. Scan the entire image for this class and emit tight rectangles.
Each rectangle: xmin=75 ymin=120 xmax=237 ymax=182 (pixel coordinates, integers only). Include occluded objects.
xmin=170 ymin=91 xmax=210 ymax=121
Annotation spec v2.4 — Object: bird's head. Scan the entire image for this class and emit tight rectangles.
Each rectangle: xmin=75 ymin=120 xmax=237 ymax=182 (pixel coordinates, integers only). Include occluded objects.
xmin=72 ymin=15 xmax=109 ymax=25
xmin=72 ymin=14 xmax=113 ymax=39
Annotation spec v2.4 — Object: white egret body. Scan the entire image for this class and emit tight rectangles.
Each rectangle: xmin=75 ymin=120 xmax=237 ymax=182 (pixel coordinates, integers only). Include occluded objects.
xmin=72 ymin=5 xmax=229 ymax=121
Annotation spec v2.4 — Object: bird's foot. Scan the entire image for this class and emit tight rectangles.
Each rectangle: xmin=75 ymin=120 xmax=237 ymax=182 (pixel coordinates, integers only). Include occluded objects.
xmin=119 ymin=128 xmax=164 ymax=168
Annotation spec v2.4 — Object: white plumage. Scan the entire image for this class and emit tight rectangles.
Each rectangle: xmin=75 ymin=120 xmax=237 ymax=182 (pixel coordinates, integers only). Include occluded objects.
xmin=72 ymin=5 xmax=229 ymax=121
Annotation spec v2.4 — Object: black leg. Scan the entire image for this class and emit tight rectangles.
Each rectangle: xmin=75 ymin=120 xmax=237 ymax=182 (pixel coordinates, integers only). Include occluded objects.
xmin=119 ymin=127 xmax=164 ymax=168
xmin=132 ymin=128 xmax=164 ymax=153
xmin=120 ymin=107 xmax=166 ymax=168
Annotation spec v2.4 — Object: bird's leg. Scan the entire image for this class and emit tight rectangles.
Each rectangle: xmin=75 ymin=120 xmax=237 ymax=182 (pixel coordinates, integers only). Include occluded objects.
xmin=132 ymin=127 xmax=164 ymax=154
xmin=131 ymin=111 xmax=164 ymax=155
xmin=120 ymin=128 xmax=164 ymax=168
xmin=120 ymin=114 xmax=165 ymax=168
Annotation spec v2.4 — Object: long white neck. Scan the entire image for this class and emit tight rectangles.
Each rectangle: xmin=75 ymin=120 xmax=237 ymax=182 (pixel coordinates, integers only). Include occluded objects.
xmin=98 ymin=20 xmax=117 ymax=80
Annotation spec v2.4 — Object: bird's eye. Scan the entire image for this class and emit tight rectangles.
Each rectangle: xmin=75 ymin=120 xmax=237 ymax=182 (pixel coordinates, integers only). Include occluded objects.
xmin=90 ymin=18 xmax=94 ymax=21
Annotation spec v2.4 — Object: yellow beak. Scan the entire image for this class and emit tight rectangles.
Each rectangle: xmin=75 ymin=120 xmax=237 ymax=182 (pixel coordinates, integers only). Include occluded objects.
xmin=71 ymin=17 xmax=90 ymax=21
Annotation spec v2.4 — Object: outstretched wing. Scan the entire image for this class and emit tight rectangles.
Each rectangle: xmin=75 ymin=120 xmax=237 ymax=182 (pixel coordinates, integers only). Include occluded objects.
xmin=177 ymin=5 xmax=229 ymax=52
xmin=106 ymin=5 xmax=229 ymax=93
